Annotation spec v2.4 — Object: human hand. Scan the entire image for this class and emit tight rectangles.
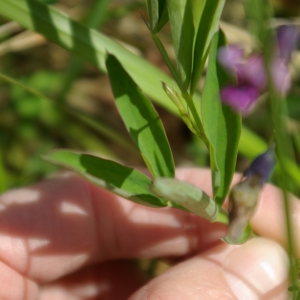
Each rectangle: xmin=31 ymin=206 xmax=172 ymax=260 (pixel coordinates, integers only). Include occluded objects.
xmin=0 ymin=169 xmax=297 ymax=299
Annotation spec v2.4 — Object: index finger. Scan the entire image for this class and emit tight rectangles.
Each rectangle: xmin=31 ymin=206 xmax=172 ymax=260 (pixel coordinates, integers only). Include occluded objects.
xmin=0 ymin=170 xmax=226 ymax=283
xmin=0 ymin=168 xmax=298 ymax=285
xmin=177 ymin=168 xmax=300 ymax=257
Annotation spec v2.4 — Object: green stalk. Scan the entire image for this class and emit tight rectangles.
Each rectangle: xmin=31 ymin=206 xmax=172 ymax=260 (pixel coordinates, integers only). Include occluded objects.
xmin=263 ymin=52 xmax=297 ymax=300
xmin=183 ymin=92 xmax=208 ymax=143
xmin=0 ymin=151 xmax=8 ymax=193
xmin=152 ymin=34 xmax=181 ymax=87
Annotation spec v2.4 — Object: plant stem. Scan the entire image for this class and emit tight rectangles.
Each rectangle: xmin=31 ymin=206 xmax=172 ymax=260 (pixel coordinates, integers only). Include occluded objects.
xmin=183 ymin=92 xmax=208 ymax=144
xmin=152 ymin=33 xmax=181 ymax=87
xmin=263 ymin=52 xmax=298 ymax=298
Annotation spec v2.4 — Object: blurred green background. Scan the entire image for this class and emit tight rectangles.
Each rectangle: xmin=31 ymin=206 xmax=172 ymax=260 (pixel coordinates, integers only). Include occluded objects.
xmin=0 ymin=0 xmax=299 ymax=195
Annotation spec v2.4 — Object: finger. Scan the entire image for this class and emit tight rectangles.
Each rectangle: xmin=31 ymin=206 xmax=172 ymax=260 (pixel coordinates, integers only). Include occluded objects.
xmin=177 ymin=168 xmax=300 ymax=257
xmin=39 ymin=260 xmax=146 ymax=300
xmin=252 ymin=184 xmax=300 ymax=257
xmin=0 ymin=171 xmax=227 ymax=282
xmin=1 ymin=167 xmax=298 ymax=286
xmin=0 ymin=259 xmax=38 ymax=300
xmin=129 ymin=238 xmax=289 ymax=300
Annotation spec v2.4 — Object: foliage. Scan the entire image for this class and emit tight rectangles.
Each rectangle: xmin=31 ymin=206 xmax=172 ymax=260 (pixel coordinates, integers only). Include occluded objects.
xmin=0 ymin=0 xmax=300 ymax=295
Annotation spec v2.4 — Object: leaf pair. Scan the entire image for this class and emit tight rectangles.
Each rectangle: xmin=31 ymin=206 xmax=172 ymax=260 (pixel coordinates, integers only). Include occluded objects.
xmin=43 ymin=28 xmax=240 ymax=227
xmin=44 ymin=53 xmax=174 ymax=208
xmin=146 ymin=1 xmax=240 ymax=208
xmin=44 ymin=53 xmax=225 ymax=223
xmin=147 ymin=0 xmax=225 ymax=93
xmin=201 ymin=30 xmax=241 ymax=206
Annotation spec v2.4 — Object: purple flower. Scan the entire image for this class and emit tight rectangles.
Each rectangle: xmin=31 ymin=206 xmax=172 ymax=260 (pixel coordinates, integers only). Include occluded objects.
xmin=228 ymin=147 xmax=276 ymax=241
xmin=217 ymin=25 xmax=299 ymax=114
xmin=220 ymin=85 xmax=259 ymax=114
xmin=244 ymin=147 xmax=276 ymax=185
xmin=277 ymin=25 xmax=299 ymax=62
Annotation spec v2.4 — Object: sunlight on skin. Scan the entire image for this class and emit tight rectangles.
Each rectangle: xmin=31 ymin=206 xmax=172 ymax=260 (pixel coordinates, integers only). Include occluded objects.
xmin=0 ymin=260 xmax=37 ymax=299
xmin=122 ymin=202 xmax=184 ymax=228
xmin=0 ymin=173 xmax=99 ymax=283
xmin=0 ymin=189 xmax=40 ymax=205
xmin=0 ymin=234 xmax=30 ymax=273
xmin=223 ymin=240 xmax=289 ymax=300
xmin=29 ymin=253 xmax=90 ymax=282
xmin=130 ymin=239 xmax=289 ymax=300
xmin=39 ymin=283 xmax=111 ymax=300
xmin=28 ymin=238 xmax=50 ymax=251
xmin=253 ymin=186 xmax=300 ymax=258
xmin=0 ymin=233 xmax=90 ymax=282
xmin=60 ymin=201 xmax=89 ymax=216
xmin=0 ymin=169 xmax=298 ymax=299
xmin=101 ymin=194 xmax=227 ymax=260
xmin=177 ymin=168 xmax=300 ymax=257
xmin=137 ymin=235 xmax=199 ymax=258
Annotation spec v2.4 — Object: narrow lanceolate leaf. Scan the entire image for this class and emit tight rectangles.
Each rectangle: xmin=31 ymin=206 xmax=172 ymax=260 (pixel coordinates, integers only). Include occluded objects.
xmin=147 ymin=0 xmax=160 ymax=32
xmin=0 ymin=0 xmax=279 ymax=166
xmin=190 ymin=0 xmax=225 ymax=94
xmin=151 ymin=178 xmax=219 ymax=222
xmin=43 ymin=150 xmax=167 ymax=207
xmin=154 ymin=0 xmax=168 ymax=34
xmin=0 ymin=0 xmax=177 ymax=114
xmin=201 ymin=30 xmax=241 ymax=206
xmin=106 ymin=54 xmax=175 ymax=178
xmin=166 ymin=0 xmax=194 ymax=92
xmin=146 ymin=0 xmax=168 ymax=34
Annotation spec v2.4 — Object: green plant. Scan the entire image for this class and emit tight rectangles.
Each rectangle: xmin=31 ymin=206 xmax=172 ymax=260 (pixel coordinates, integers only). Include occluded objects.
xmin=1 ymin=0 xmax=300 ymax=296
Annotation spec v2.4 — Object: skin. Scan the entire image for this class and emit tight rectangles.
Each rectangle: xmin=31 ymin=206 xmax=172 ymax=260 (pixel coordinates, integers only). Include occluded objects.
xmin=0 ymin=168 xmax=298 ymax=300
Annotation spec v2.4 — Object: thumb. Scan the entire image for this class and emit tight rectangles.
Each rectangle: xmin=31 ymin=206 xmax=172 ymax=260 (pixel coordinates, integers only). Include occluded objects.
xmin=129 ymin=238 xmax=289 ymax=300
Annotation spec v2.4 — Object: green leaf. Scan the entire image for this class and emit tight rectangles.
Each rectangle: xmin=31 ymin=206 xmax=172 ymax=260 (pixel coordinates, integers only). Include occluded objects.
xmin=151 ymin=178 xmax=219 ymax=222
xmin=43 ymin=150 xmax=167 ymax=207
xmin=239 ymin=126 xmax=267 ymax=158
xmin=152 ymin=35 xmax=181 ymax=87
xmin=201 ymin=30 xmax=241 ymax=206
xmin=0 ymin=151 xmax=8 ymax=193
xmin=2 ymin=0 xmax=299 ymax=183
xmin=190 ymin=0 xmax=225 ymax=94
xmin=244 ymin=0 xmax=272 ymax=46
xmin=0 ymin=0 xmax=274 ymax=165
xmin=155 ymin=0 xmax=169 ymax=33
xmin=166 ymin=0 xmax=194 ymax=92
xmin=146 ymin=1 xmax=176 ymax=83
xmin=106 ymin=54 xmax=175 ymax=178
xmin=0 ymin=0 xmax=177 ymax=114
xmin=146 ymin=0 xmax=168 ymax=34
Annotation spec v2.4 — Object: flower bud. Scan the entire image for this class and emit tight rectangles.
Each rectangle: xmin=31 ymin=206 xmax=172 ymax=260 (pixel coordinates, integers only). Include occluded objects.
xmin=228 ymin=147 xmax=276 ymax=241
xmin=244 ymin=147 xmax=276 ymax=185
xmin=276 ymin=25 xmax=299 ymax=63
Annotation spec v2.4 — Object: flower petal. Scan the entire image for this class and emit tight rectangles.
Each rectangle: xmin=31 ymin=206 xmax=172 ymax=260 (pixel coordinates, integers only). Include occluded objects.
xmin=271 ymin=58 xmax=291 ymax=96
xmin=220 ymin=85 xmax=260 ymax=114
xmin=217 ymin=45 xmax=244 ymax=74
xmin=277 ymin=25 xmax=299 ymax=62
xmin=244 ymin=147 xmax=276 ymax=185
xmin=238 ymin=54 xmax=267 ymax=92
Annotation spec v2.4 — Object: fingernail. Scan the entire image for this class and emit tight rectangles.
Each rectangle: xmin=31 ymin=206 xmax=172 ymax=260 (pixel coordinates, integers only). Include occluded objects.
xmin=224 ymin=238 xmax=289 ymax=300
